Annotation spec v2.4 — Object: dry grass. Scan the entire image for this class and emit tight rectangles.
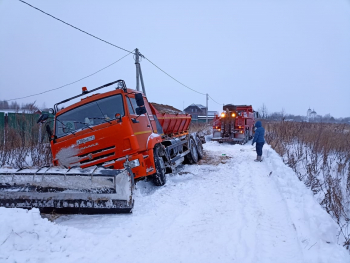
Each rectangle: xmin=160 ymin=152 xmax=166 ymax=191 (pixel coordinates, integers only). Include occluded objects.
xmin=189 ymin=122 xmax=212 ymax=135
xmin=0 ymin=115 xmax=52 ymax=168
xmin=1 ymin=120 xmax=211 ymax=168
xmin=197 ymin=151 xmax=232 ymax=166
xmin=263 ymin=121 xmax=350 ymax=249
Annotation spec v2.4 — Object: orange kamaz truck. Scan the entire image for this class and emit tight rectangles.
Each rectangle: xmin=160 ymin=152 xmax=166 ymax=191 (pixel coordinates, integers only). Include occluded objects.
xmin=0 ymin=80 xmax=204 ymax=214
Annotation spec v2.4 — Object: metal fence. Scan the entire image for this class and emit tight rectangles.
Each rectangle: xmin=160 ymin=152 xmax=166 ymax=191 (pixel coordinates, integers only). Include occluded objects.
xmin=0 ymin=111 xmax=53 ymax=145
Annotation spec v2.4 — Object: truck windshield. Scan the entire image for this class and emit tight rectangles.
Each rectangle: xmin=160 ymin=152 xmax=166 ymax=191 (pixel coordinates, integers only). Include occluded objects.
xmin=55 ymin=94 xmax=124 ymax=138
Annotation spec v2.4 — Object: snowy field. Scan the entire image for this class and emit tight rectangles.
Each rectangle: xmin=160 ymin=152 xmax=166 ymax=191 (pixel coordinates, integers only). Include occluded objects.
xmin=0 ymin=141 xmax=349 ymax=263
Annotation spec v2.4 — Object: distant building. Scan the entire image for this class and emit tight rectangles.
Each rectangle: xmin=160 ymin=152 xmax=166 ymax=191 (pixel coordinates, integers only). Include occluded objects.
xmin=306 ymin=107 xmax=317 ymax=122
xmin=183 ymin=103 xmax=218 ymax=123
xmin=310 ymin=110 xmax=317 ymax=119
xmin=183 ymin=104 xmax=207 ymax=120
xmin=306 ymin=108 xmax=312 ymax=121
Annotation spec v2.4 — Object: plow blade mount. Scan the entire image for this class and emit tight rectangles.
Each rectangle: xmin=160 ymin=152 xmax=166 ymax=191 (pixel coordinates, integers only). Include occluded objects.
xmin=0 ymin=166 xmax=134 ymax=214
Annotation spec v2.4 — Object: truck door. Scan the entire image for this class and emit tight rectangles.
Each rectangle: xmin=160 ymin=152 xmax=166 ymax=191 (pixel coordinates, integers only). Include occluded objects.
xmin=142 ymin=97 xmax=162 ymax=135
xmin=126 ymin=95 xmax=153 ymax=151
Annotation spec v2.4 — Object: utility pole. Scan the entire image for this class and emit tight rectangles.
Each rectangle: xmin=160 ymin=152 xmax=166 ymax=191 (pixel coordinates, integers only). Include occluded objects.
xmin=134 ymin=48 xmax=146 ymax=95
xmin=206 ymin=93 xmax=208 ymax=124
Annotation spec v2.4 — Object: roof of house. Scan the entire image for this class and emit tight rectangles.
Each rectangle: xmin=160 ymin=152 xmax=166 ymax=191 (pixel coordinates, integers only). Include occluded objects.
xmin=185 ymin=103 xmax=207 ymax=110
xmin=194 ymin=104 xmax=206 ymax=109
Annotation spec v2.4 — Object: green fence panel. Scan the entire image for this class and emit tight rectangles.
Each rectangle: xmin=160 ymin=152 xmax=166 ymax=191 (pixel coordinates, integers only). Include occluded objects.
xmin=0 ymin=112 xmax=4 ymax=145
xmin=0 ymin=112 xmax=4 ymax=130
xmin=7 ymin=112 xmax=41 ymax=145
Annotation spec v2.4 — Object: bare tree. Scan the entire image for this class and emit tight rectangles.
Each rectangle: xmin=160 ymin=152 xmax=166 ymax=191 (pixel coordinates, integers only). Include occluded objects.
xmin=258 ymin=103 xmax=269 ymax=119
xmin=281 ymin=108 xmax=286 ymax=122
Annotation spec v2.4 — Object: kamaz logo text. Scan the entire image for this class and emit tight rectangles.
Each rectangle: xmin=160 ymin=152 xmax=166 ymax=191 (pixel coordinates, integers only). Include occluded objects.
xmin=76 ymin=135 xmax=95 ymax=145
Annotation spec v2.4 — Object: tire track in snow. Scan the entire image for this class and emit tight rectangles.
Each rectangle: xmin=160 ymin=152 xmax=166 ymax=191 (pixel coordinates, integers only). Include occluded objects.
xmin=228 ymin=154 xmax=259 ymax=262
xmin=229 ymin=145 xmax=304 ymax=263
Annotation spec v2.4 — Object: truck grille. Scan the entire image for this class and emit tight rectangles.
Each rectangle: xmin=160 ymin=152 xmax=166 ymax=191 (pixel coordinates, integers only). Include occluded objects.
xmin=236 ymin=119 xmax=244 ymax=126
xmin=79 ymin=146 xmax=115 ymax=165
xmin=79 ymin=146 xmax=115 ymax=158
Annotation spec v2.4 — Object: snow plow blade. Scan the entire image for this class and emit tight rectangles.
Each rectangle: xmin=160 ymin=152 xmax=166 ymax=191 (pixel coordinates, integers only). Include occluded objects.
xmin=0 ymin=166 xmax=134 ymax=214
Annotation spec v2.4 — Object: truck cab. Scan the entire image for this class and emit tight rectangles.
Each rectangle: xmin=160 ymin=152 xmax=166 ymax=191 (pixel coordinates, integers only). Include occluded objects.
xmin=50 ymin=83 xmax=162 ymax=180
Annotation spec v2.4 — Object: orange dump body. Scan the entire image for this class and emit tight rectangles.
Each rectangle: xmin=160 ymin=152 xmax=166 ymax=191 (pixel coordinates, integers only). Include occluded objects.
xmin=150 ymin=104 xmax=191 ymax=137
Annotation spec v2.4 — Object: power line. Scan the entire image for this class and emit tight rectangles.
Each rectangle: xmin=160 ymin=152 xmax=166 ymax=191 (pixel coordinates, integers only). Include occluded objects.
xmin=17 ymin=0 xmax=224 ymax=104
xmin=18 ymin=0 xmax=133 ymax=54
xmin=144 ymin=56 xmax=224 ymax=105
xmin=143 ymin=56 xmax=207 ymax=96
xmin=6 ymin=52 xmax=132 ymax=101
xmin=208 ymin=95 xmax=222 ymax=105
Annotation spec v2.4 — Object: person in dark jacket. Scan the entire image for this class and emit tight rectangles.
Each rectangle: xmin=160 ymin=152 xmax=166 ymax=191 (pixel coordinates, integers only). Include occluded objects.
xmin=251 ymin=120 xmax=265 ymax=162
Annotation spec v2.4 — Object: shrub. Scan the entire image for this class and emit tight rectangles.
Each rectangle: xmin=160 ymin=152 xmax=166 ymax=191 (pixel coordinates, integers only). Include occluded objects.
xmin=264 ymin=121 xmax=350 ymax=248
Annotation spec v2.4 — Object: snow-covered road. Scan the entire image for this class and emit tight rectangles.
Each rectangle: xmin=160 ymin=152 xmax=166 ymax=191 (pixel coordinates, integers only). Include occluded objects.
xmin=1 ymin=141 xmax=349 ymax=262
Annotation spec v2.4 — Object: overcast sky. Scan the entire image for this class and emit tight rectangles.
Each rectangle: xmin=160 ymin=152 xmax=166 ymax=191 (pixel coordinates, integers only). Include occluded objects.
xmin=1 ymin=0 xmax=349 ymax=117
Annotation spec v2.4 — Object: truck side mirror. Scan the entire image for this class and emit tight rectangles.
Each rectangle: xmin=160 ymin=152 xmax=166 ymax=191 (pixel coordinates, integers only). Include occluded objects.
xmin=136 ymin=107 xmax=147 ymax=115
xmin=135 ymin=93 xmax=144 ymax=107
xmin=37 ymin=113 xmax=49 ymax=123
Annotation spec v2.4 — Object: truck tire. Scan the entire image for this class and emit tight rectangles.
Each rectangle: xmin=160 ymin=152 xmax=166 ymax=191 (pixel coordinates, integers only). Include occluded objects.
xmin=152 ymin=145 xmax=167 ymax=186
xmin=196 ymin=138 xmax=204 ymax=160
xmin=185 ymin=138 xmax=199 ymax=164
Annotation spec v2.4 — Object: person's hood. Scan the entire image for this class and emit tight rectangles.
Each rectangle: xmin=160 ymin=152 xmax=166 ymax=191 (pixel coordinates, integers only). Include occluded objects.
xmin=255 ymin=121 xmax=262 ymax=128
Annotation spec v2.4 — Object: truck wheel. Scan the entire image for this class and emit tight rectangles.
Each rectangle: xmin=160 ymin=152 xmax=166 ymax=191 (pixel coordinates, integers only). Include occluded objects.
xmin=185 ymin=138 xmax=199 ymax=164
xmin=152 ymin=145 xmax=167 ymax=186
xmin=196 ymin=138 xmax=204 ymax=160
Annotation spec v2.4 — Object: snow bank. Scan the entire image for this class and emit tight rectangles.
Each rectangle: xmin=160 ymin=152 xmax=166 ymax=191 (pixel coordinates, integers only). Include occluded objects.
xmin=0 ymin=208 xmax=96 ymax=262
xmin=263 ymin=145 xmax=348 ymax=262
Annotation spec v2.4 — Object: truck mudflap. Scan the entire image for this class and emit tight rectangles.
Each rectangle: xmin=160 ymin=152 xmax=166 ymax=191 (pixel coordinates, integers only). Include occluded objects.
xmin=0 ymin=166 xmax=134 ymax=214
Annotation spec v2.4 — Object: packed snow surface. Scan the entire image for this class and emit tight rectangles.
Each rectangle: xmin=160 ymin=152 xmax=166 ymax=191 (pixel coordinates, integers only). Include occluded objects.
xmin=0 ymin=141 xmax=349 ymax=263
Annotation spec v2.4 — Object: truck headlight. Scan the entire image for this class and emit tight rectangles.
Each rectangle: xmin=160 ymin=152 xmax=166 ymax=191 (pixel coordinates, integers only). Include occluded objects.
xmin=124 ymin=158 xmax=140 ymax=168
